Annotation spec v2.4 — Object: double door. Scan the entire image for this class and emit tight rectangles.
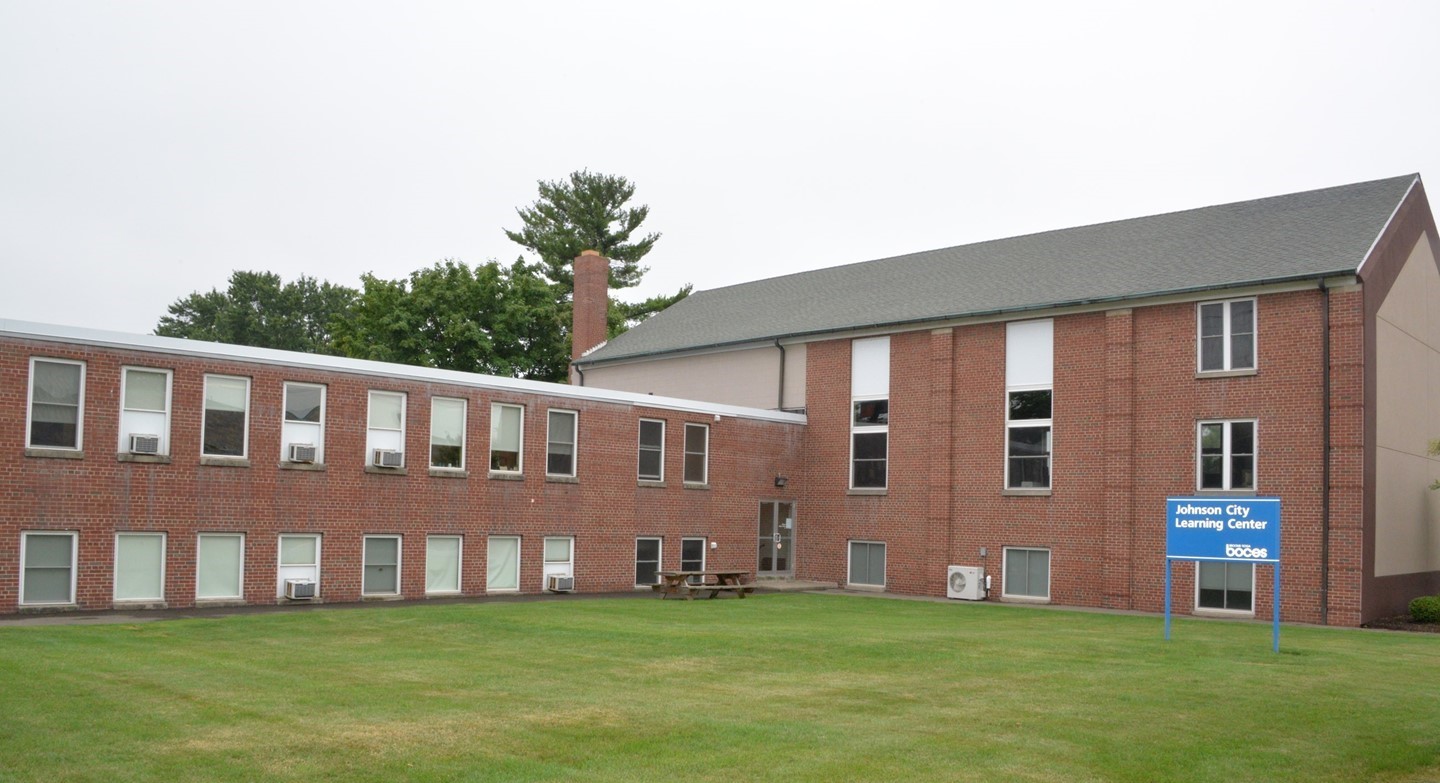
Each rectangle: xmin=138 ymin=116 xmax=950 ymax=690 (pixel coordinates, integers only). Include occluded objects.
xmin=757 ymin=501 xmax=795 ymax=576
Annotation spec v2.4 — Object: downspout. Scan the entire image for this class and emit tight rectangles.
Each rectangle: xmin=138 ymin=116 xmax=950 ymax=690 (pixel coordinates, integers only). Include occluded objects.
xmin=573 ymin=363 xmax=586 ymax=387
xmin=1318 ymin=278 xmax=1331 ymax=625
xmin=775 ymin=339 xmax=786 ymax=410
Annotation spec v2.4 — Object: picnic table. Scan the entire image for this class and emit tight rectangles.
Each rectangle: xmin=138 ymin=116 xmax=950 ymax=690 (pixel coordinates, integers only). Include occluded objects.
xmin=652 ymin=570 xmax=755 ymax=600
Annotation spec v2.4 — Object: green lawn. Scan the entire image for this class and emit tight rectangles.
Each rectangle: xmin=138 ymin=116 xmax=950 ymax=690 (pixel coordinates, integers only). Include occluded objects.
xmin=1 ymin=594 xmax=1437 ymax=782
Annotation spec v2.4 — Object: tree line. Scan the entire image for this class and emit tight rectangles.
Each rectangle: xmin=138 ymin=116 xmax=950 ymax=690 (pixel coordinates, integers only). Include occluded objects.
xmin=154 ymin=171 xmax=689 ymax=383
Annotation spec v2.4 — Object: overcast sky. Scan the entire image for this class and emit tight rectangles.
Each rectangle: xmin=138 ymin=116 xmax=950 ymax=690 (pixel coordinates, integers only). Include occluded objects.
xmin=3 ymin=1 xmax=1438 ymax=335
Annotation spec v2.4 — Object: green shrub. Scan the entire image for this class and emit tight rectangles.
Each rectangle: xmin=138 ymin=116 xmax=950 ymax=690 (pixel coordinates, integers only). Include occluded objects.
xmin=1410 ymin=595 xmax=1440 ymax=623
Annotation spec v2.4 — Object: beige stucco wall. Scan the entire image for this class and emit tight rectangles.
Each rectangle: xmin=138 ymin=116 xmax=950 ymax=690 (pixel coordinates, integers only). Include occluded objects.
xmin=582 ymin=343 xmax=807 ymax=410
xmin=1374 ymin=230 xmax=1440 ymax=577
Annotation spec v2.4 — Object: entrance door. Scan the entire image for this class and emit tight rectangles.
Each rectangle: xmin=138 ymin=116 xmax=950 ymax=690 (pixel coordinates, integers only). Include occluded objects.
xmin=757 ymin=501 xmax=795 ymax=576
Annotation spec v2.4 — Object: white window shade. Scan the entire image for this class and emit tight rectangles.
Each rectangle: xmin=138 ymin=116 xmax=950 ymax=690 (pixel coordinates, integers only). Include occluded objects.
xmin=115 ymin=533 xmax=165 ymax=601
xmin=197 ymin=534 xmax=243 ymax=600
xmin=1006 ymin=320 xmax=1054 ymax=387
xmin=487 ymin=536 xmax=520 ymax=591
xmin=851 ymin=336 xmax=890 ymax=398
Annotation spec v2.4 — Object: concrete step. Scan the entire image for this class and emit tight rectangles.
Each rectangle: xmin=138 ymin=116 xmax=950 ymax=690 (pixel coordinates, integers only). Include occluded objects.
xmin=754 ymin=579 xmax=839 ymax=592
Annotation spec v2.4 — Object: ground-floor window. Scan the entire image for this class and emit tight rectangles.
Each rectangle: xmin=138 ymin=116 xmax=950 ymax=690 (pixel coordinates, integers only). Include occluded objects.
xmin=543 ymin=536 xmax=574 ymax=588
xmin=681 ymin=537 xmax=706 ymax=573
xmin=114 ymin=532 xmax=165 ymax=602
xmin=426 ymin=535 xmax=462 ymax=595
xmin=1197 ymin=561 xmax=1253 ymax=612
xmin=1003 ymin=547 xmax=1050 ymax=599
xmin=848 ymin=540 xmax=886 ymax=587
xmin=363 ymin=535 xmax=401 ymax=596
xmin=21 ymin=531 xmax=76 ymax=606
xmin=636 ymin=537 xmax=661 ymax=586
xmin=197 ymin=533 xmax=244 ymax=600
xmin=277 ymin=534 xmax=321 ymax=598
xmin=487 ymin=536 xmax=520 ymax=592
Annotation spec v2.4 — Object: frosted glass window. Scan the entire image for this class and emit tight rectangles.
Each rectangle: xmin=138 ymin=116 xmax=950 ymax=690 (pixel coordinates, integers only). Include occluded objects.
xmin=114 ymin=533 xmax=165 ymax=601
xmin=124 ymin=371 xmax=167 ymax=412
xmin=426 ymin=536 xmax=461 ymax=594
xmin=544 ymin=537 xmax=572 ymax=563
xmin=850 ymin=336 xmax=890 ymax=398
xmin=487 ymin=536 xmax=520 ymax=591
xmin=1006 ymin=320 xmax=1054 ymax=387
xmin=197 ymin=534 xmax=244 ymax=600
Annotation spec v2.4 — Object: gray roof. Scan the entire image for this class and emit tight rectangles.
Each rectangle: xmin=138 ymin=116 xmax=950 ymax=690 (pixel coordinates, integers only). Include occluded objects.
xmin=582 ymin=174 xmax=1418 ymax=364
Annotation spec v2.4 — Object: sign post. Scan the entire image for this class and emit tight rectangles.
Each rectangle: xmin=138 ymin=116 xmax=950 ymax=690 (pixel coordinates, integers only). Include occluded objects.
xmin=1164 ymin=497 xmax=1281 ymax=652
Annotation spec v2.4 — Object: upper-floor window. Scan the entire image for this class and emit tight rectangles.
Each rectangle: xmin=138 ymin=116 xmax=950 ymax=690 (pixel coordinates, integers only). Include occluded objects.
xmin=367 ymin=391 xmax=406 ymax=468
xmin=638 ymin=419 xmax=665 ymax=481
xmin=1006 ymin=320 xmax=1053 ymax=490
xmin=1198 ymin=298 xmax=1255 ymax=372
xmin=282 ymin=382 xmax=325 ymax=463
xmin=683 ymin=423 xmax=709 ymax=484
xmin=28 ymin=358 xmax=85 ymax=451
xmin=547 ymin=409 xmax=577 ymax=477
xmin=430 ymin=397 xmax=467 ymax=470
xmin=202 ymin=375 xmax=249 ymax=458
xmin=490 ymin=403 xmax=523 ymax=473
xmin=850 ymin=336 xmax=890 ymax=489
xmin=1198 ymin=420 xmax=1255 ymax=491
xmin=119 ymin=367 xmax=171 ymax=456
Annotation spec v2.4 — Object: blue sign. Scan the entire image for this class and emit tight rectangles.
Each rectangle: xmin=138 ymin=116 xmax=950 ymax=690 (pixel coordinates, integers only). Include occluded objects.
xmin=1166 ymin=497 xmax=1280 ymax=562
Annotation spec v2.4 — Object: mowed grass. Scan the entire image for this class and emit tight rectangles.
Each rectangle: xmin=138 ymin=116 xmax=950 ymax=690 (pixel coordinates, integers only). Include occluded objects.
xmin=1 ymin=594 xmax=1437 ymax=783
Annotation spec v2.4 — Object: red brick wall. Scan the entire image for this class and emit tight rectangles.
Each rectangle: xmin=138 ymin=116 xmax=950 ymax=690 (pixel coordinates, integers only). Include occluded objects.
xmin=0 ymin=338 xmax=803 ymax=612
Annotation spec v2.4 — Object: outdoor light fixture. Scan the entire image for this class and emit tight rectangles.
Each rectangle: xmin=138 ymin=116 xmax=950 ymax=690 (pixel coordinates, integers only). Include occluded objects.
xmin=774 ymin=476 xmax=788 ymax=488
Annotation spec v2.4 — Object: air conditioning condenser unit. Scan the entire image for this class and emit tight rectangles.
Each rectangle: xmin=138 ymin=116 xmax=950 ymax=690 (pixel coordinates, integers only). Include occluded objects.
xmin=284 ymin=579 xmax=317 ymax=600
xmin=546 ymin=574 xmax=575 ymax=593
xmin=946 ymin=565 xmax=985 ymax=600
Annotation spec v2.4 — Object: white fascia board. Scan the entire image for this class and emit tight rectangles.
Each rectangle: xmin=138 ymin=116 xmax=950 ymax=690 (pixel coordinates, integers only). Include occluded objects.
xmin=1355 ymin=175 xmax=1419 ymax=277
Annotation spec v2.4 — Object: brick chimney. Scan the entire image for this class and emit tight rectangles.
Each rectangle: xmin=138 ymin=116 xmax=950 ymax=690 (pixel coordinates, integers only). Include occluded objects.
xmin=571 ymin=250 xmax=609 ymax=373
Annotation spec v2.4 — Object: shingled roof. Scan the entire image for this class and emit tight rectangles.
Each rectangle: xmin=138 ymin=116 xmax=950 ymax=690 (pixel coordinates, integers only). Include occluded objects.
xmin=579 ymin=174 xmax=1418 ymax=364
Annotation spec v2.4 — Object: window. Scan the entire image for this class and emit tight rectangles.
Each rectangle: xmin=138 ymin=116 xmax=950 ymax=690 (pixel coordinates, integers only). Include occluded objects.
xmin=426 ymin=535 xmax=462 ymax=594
xmin=681 ymin=537 xmax=706 ymax=576
xmin=118 ymin=367 xmax=171 ymax=455
xmin=546 ymin=409 xmax=577 ymax=477
xmin=636 ymin=537 xmax=662 ymax=586
xmin=1198 ymin=298 xmax=1256 ymax=372
xmin=1003 ymin=547 xmax=1050 ymax=599
xmin=850 ymin=336 xmax=889 ymax=489
xmin=114 ymin=532 xmax=165 ymax=602
xmin=197 ymin=534 xmax=244 ymax=600
xmin=362 ymin=535 xmax=401 ymax=596
xmin=487 ymin=536 xmax=520 ymax=592
xmin=638 ymin=419 xmax=664 ymax=481
xmin=277 ymin=534 xmax=320 ymax=598
xmin=490 ymin=403 xmax=523 ymax=473
xmin=282 ymin=382 xmax=325 ymax=463
xmin=20 ymin=531 xmax=77 ymax=605
xmin=430 ymin=397 xmax=466 ymax=470
xmin=202 ymin=375 xmax=249 ymax=458
xmin=848 ymin=540 xmax=886 ymax=587
xmin=367 ymin=391 xmax=406 ymax=467
xmin=683 ymin=423 xmax=709 ymax=484
xmin=1198 ymin=420 xmax=1256 ymax=491
xmin=27 ymin=358 xmax=85 ymax=450
xmin=1197 ymin=561 xmax=1254 ymax=612
xmin=543 ymin=536 xmax=574 ymax=587
xmin=1006 ymin=320 xmax=1053 ymax=490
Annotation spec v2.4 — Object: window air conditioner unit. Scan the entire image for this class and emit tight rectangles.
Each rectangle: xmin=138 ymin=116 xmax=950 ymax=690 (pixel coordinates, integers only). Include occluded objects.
xmin=129 ymin=434 xmax=161 ymax=455
xmin=946 ymin=565 xmax=985 ymax=601
xmin=546 ymin=574 xmax=575 ymax=593
xmin=288 ymin=443 xmax=317 ymax=463
xmin=284 ymin=578 xmax=317 ymax=600
xmin=372 ymin=449 xmax=404 ymax=468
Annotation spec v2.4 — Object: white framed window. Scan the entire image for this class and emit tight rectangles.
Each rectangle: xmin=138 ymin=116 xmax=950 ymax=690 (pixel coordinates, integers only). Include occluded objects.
xmin=27 ymin=358 xmax=85 ymax=451
xmin=362 ymin=535 xmax=401 ymax=596
xmin=202 ymin=375 xmax=250 ymax=458
xmin=850 ymin=336 xmax=889 ymax=489
xmin=20 ymin=531 xmax=77 ymax=606
xmin=430 ymin=397 xmax=467 ymax=470
xmin=683 ymin=423 xmax=709 ymax=484
xmin=847 ymin=540 xmax=887 ymax=587
xmin=636 ymin=537 xmax=662 ymax=586
xmin=638 ymin=419 xmax=665 ymax=482
xmin=1198 ymin=298 xmax=1256 ymax=372
xmin=114 ymin=532 xmax=166 ymax=602
xmin=1006 ymin=320 xmax=1053 ymax=490
xmin=277 ymin=534 xmax=321 ymax=598
xmin=426 ymin=535 xmax=462 ymax=595
xmin=1198 ymin=420 xmax=1256 ymax=491
xmin=1002 ymin=547 xmax=1051 ymax=600
xmin=546 ymin=409 xmax=578 ymax=477
xmin=542 ymin=536 xmax=574 ymax=588
xmin=486 ymin=535 xmax=520 ymax=592
xmin=118 ymin=367 xmax=172 ymax=456
xmin=681 ymin=537 xmax=706 ymax=579
xmin=1196 ymin=561 xmax=1254 ymax=613
xmin=367 ymin=391 xmax=406 ymax=468
xmin=282 ymin=382 xmax=326 ymax=464
xmin=197 ymin=533 xmax=245 ymax=600
xmin=490 ymin=403 xmax=524 ymax=473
